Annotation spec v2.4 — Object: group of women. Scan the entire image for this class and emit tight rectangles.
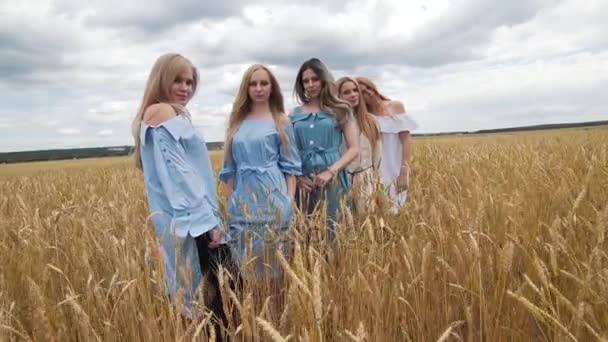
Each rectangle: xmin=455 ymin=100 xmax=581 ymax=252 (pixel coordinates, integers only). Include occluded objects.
xmin=131 ymin=53 xmax=417 ymax=335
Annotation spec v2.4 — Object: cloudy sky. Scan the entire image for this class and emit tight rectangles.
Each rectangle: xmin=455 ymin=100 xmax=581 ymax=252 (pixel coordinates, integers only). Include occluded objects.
xmin=1 ymin=0 xmax=607 ymax=152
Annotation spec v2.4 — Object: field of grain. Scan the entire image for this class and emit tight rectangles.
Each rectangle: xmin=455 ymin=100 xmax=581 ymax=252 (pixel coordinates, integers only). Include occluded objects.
xmin=1 ymin=128 xmax=607 ymax=341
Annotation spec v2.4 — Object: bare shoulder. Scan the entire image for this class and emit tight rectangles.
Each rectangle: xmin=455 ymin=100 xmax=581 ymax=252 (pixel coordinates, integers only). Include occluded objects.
xmin=143 ymin=103 xmax=177 ymax=126
xmin=388 ymin=100 xmax=406 ymax=114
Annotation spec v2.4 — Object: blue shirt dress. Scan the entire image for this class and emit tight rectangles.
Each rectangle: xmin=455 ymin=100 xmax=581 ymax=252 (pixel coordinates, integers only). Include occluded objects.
xmin=219 ymin=118 xmax=302 ymax=278
xmin=139 ymin=114 xmax=222 ymax=318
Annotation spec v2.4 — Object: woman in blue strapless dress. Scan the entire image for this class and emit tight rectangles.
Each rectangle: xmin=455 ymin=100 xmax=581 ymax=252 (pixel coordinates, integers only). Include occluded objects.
xmin=220 ymin=64 xmax=302 ymax=281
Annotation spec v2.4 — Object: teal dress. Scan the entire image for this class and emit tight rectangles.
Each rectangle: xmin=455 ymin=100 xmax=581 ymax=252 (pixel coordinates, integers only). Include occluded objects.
xmin=290 ymin=107 xmax=351 ymax=228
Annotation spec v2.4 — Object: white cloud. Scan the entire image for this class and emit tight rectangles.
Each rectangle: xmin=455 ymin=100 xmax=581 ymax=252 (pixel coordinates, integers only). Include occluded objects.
xmin=85 ymin=101 xmax=139 ymax=124
xmin=58 ymin=128 xmax=81 ymax=135
xmin=0 ymin=0 xmax=606 ymax=152
xmin=370 ymin=51 xmax=608 ymax=132
xmin=41 ymin=120 xmax=61 ymax=127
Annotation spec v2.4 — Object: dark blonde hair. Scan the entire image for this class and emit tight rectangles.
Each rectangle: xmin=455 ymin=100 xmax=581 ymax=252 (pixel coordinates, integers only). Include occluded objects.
xmin=131 ymin=53 xmax=199 ymax=169
xmin=225 ymin=64 xmax=289 ymax=162
xmin=355 ymin=76 xmax=391 ymax=115
xmin=337 ymin=77 xmax=380 ymax=146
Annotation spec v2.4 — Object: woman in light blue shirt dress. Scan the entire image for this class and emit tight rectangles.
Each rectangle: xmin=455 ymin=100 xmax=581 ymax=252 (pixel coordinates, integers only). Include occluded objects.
xmin=290 ymin=58 xmax=359 ymax=238
xmin=131 ymin=54 xmax=238 ymax=335
xmin=220 ymin=64 xmax=302 ymax=281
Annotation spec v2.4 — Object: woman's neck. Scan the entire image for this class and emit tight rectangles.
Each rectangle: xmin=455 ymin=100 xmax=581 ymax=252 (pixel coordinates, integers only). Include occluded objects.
xmin=303 ymin=98 xmax=321 ymax=111
xmin=373 ymin=99 xmax=389 ymax=116
xmin=249 ymin=102 xmax=272 ymax=118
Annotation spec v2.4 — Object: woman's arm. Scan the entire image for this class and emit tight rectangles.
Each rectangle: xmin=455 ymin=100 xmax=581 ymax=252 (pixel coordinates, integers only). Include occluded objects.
xmin=219 ymin=144 xmax=237 ymax=197
xmin=330 ymin=118 xmax=359 ymax=173
xmin=286 ymin=175 xmax=297 ymax=200
xmin=313 ymin=118 xmax=360 ymax=187
xmin=389 ymin=100 xmax=413 ymax=192
xmin=278 ymin=121 xmax=304 ymax=199
xmin=372 ymin=138 xmax=382 ymax=171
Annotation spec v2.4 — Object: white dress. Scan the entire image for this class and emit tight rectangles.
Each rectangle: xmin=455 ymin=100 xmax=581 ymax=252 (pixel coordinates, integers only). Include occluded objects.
xmin=374 ymin=113 xmax=418 ymax=213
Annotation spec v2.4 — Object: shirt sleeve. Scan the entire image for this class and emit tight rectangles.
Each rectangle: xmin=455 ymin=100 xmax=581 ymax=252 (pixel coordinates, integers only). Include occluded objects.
xmin=278 ymin=122 xmax=303 ymax=176
xmin=219 ymin=154 xmax=236 ymax=183
xmin=149 ymin=126 xmax=221 ymax=236
xmin=385 ymin=113 xmax=418 ymax=133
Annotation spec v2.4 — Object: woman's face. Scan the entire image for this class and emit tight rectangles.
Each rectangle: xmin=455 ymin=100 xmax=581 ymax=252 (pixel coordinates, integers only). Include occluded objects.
xmin=358 ymin=83 xmax=374 ymax=105
xmin=248 ymin=69 xmax=272 ymax=104
xmin=339 ymin=81 xmax=360 ymax=108
xmin=302 ymin=68 xmax=322 ymax=100
xmin=170 ymin=68 xmax=194 ymax=105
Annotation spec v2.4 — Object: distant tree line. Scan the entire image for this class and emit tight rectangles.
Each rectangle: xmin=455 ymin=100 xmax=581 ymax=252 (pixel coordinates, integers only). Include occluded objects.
xmin=0 ymin=142 xmax=225 ymax=164
xmin=473 ymin=120 xmax=608 ymax=134
xmin=410 ymin=120 xmax=608 ymax=137
xmin=1 ymin=146 xmax=133 ymax=164
xmin=1 ymin=121 xmax=605 ymax=164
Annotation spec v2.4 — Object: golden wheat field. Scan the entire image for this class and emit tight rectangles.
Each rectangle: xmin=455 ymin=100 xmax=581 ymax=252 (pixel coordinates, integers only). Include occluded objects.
xmin=1 ymin=128 xmax=607 ymax=341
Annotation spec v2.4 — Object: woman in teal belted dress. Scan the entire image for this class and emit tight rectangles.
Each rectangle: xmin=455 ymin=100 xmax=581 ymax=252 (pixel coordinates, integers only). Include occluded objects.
xmin=220 ymin=64 xmax=302 ymax=280
xmin=290 ymin=58 xmax=359 ymax=234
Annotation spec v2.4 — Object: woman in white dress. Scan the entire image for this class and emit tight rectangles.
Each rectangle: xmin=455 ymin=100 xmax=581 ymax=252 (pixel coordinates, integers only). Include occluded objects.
xmin=356 ymin=77 xmax=418 ymax=214
xmin=336 ymin=77 xmax=382 ymax=214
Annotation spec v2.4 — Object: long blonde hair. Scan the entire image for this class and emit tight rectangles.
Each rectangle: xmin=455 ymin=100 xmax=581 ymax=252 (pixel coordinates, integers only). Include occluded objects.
xmin=224 ymin=64 xmax=289 ymax=162
xmin=131 ymin=53 xmax=199 ymax=169
xmin=355 ymin=76 xmax=391 ymax=115
xmin=294 ymin=58 xmax=352 ymax=124
xmin=336 ymin=77 xmax=380 ymax=146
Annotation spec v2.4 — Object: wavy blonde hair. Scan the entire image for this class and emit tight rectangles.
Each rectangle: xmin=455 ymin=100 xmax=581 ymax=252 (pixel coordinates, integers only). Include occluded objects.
xmin=336 ymin=77 xmax=380 ymax=146
xmin=131 ymin=53 xmax=199 ymax=169
xmin=224 ymin=64 xmax=289 ymax=162
xmin=294 ymin=58 xmax=351 ymax=124
xmin=355 ymin=76 xmax=391 ymax=116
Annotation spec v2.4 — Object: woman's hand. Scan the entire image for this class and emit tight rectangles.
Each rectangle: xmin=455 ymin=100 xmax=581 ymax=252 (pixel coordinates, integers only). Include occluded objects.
xmin=207 ymin=227 xmax=223 ymax=248
xmin=396 ymin=169 xmax=409 ymax=193
xmin=297 ymin=176 xmax=314 ymax=192
xmin=313 ymin=168 xmax=335 ymax=188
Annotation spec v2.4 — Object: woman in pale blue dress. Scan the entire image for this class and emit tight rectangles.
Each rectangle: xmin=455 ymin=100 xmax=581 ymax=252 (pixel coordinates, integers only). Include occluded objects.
xmin=290 ymin=58 xmax=359 ymax=237
xmin=131 ymin=54 xmax=237 ymax=338
xmin=220 ymin=64 xmax=302 ymax=280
